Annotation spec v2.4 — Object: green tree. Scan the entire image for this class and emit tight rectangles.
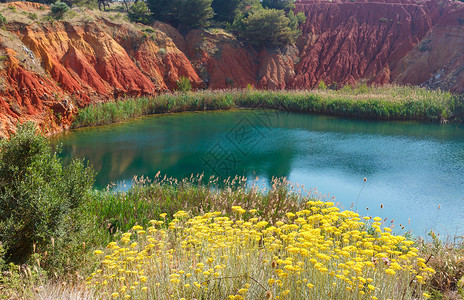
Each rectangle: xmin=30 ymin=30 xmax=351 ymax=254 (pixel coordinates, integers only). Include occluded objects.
xmin=178 ymin=0 xmax=214 ymax=28
xmin=128 ymin=1 xmax=152 ymax=25
xmin=0 ymin=123 xmax=94 ymax=264
xmin=147 ymin=0 xmax=213 ymax=28
xmin=235 ymin=8 xmax=300 ymax=48
xmin=146 ymin=0 xmax=180 ymax=24
xmin=262 ymin=0 xmax=295 ymax=11
xmin=287 ymin=10 xmax=306 ymax=31
xmin=212 ymin=0 xmax=261 ymax=23
xmin=212 ymin=0 xmax=241 ymax=23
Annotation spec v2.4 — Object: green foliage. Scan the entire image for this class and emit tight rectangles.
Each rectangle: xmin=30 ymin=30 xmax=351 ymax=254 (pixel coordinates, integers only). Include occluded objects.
xmin=0 ymin=123 xmax=95 ymax=264
xmin=176 ymin=76 xmax=192 ymax=92
xmin=146 ymin=0 xmax=179 ymax=23
xmin=0 ymin=13 xmax=6 ymax=27
xmin=318 ymin=81 xmax=327 ymax=90
xmin=27 ymin=12 xmax=38 ymax=20
xmin=287 ymin=10 xmax=306 ymax=30
xmin=178 ymin=0 xmax=214 ymax=28
xmin=128 ymin=1 xmax=152 ymax=25
xmin=262 ymin=0 xmax=295 ymax=10
xmin=73 ymin=86 xmax=459 ymax=129
xmin=212 ymin=0 xmax=242 ymax=23
xmin=235 ymin=8 xmax=300 ymax=47
xmin=87 ymin=176 xmax=305 ymax=234
xmin=212 ymin=0 xmax=261 ymax=23
xmin=450 ymin=94 xmax=464 ymax=122
xmin=50 ymin=1 xmax=69 ymax=19
xmin=65 ymin=0 xmax=98 ymax=9
xmin=147 ymin=0 xmax=213 ymax=28
xmin=158 ymin=48 xmax=167 ymax=56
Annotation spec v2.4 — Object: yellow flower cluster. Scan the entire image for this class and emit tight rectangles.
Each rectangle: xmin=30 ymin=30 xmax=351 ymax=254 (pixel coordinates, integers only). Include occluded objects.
xmin=87 ymin=201 xmax=434 ymax=299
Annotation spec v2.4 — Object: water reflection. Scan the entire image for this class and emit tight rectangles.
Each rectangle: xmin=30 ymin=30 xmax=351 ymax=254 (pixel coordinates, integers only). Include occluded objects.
xmin=54 ymin=110 xmax=464 ymax=236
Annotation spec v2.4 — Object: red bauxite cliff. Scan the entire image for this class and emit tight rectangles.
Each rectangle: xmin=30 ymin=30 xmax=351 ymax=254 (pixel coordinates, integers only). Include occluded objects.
xmin=0 ymin=0 xmax=463 ymax=137
xmin=294 ymin=0 xmax=464 ymax=90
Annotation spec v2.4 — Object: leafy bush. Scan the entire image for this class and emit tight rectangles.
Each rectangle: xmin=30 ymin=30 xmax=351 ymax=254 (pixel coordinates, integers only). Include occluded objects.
xmin=50 ymin=1 xmax=69 ymax=19
xmin=176 ymin=76 xmax=192 ymax=92
xmin=0 ymin=123 xmax=94 ymax=264
xmin=128 ymin=1 xmax=152 ymax=25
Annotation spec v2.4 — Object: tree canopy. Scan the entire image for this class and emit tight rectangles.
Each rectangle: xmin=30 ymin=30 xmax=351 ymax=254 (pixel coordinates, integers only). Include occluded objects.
xmin=146 ymin=0 xmax=213 ymax=28
xmin=235 ymin=8 xmax=302 ymax=48
xmin=146 ymin=0 xmax=180 ymax=24
xmin=262 ymin=0 xmax=295 ymax=11
xmin=178 ymin=0 xmax=214 ymax=28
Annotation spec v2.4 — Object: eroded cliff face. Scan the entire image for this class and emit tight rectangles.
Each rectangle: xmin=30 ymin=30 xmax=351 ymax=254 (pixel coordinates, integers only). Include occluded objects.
xmin=391 ymin=2 xmax=464 ymax=93
xmin=0 ymin=2 xmax=204 ymax=137
xmin=0 ymin=0 xmax=463 ymax=137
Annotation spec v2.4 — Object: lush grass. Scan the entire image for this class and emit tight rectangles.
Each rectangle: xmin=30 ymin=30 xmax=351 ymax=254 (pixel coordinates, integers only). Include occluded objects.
xmin=73 ymin=86 xmax=463 ymax=128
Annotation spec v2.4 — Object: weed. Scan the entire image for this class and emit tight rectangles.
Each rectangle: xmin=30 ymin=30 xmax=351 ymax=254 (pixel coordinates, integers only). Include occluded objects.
xmin=176 ymin=76 xmax=192 ymax=93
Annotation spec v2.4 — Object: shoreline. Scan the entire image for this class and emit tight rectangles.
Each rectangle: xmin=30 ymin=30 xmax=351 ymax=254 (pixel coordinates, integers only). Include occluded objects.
xmin=71 ymin=87 xmax=463 ymax=131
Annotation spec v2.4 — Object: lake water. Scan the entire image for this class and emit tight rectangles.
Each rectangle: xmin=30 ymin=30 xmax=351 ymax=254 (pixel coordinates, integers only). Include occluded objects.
xmin=55 ymin=110 xmax=464 ymax=237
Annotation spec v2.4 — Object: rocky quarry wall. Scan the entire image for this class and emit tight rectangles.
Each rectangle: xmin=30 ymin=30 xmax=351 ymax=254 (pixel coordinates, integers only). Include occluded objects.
xmin=0 ymin=0 xmax=463 ymax=137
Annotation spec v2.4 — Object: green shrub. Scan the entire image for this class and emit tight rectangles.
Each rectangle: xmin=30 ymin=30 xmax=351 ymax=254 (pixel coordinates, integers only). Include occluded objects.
xmin=0 ymin=123 xmax=95 ymax=264
xmin=158 ymin=48 xmax=167 ymax=56
xmin=318 ymin=80 xmax=327 ymax=90
xmin=128 ymin=1 xmax=152 ymax=25
xmin=176 ymin=76 xmax=192 ymax=92
xmin=50 ymin=1 xmax=69 ymax=19
xmin=0 ymin=13 xmax=7 ymax=27
xmin=27 ymin=12 xmax=38 ymax=20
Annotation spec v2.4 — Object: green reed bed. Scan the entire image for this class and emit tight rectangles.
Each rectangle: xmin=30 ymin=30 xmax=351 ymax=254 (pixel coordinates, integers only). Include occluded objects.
xmin=87 ymin=174 xmax=312 ymax=234
xmin=73 ymin=86 xmax=462 ymax=128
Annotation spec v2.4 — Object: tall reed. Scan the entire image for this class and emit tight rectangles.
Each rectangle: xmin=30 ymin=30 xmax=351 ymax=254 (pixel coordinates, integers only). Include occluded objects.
xmin=73 ymin=86 xmax=460 ymax=128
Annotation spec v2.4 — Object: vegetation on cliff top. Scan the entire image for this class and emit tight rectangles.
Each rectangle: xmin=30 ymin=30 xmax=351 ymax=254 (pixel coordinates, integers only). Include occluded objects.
xmin=73 ymin=85 xmax=462 ymax=129
xmin=18 ymin=0 xmax=305 ymax=47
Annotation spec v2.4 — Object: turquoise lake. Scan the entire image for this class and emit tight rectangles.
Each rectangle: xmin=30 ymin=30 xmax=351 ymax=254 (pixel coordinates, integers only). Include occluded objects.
xmin=55 ymin=110 xmax=464 ymax=237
